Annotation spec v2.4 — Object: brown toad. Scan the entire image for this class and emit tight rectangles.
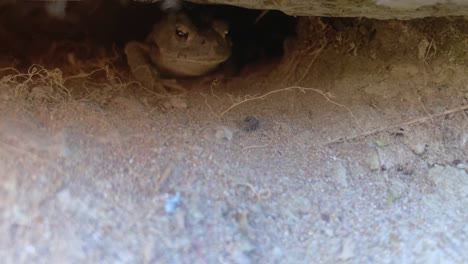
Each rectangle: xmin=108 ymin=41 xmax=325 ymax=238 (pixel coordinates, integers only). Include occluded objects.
xmin=125 ymin=12 xmax=232 ymax=94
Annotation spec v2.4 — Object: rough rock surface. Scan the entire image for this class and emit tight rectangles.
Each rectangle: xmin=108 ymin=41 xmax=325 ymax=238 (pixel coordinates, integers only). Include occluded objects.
xmin=139 ymin=0 xmax=468 ymax=19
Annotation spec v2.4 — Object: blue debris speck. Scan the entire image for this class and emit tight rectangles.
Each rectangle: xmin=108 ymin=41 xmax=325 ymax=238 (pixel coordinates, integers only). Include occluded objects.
xmin=164 ymin=193 xmax=181 ymax=214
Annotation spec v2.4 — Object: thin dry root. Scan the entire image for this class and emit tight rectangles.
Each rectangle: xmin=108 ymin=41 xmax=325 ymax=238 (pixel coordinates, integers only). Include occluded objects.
xmin=236 ymin=182 xmax=272 ymax=201
xmin=155 ymin=165 xmax=172 ymax=192
xmin=218 ymin=86 xmax=360 ymax=128
xmin=1 ymin=65 xmax=71 ymax=101
xmin=325 ymin=104 xmax=468 ymax=145
xmin=242 ymin=137 xmax=273 ymax=151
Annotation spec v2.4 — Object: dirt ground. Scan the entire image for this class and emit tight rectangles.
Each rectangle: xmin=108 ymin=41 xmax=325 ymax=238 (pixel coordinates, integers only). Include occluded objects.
xmin=0 ymin=13 xmax=467 ymax=264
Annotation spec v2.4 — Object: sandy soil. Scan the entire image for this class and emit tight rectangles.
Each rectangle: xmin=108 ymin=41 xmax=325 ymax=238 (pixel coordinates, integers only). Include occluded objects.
xmin=0 ymin=16 xmax=467 ymax=263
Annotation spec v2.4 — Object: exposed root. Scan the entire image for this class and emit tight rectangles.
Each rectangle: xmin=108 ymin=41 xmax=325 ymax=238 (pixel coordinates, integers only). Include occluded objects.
xmin=218 ymin=86 xmax=360 ymax=127
xmin=210 ymin=78 xmax=222 ymax=102
xmin=254 ymin=10 xmax=269 ymax=24
xmin=235 ymin=182 xmax=271 ymax=201
xmin=294 ymin=40 xmax=327 ymax=85
xmin=0 ymin=65 xmax=71 ymax=102
xmin=0 ymin=64 xmax=170 ymax=106
xmin=201 ymin=92 xmax=219 ymax=119
xmin=325 ymin=104 xmax=468 ymax=145
xmin=241 ymin=137 xmax=273 ymax=151
xmin=0 ymin=140 xmax=67 ymax=177
xmin=155 ymin=165 xmax=172 ymax=192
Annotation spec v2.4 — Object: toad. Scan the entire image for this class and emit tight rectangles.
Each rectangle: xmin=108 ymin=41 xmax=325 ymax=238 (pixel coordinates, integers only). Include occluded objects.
xmin=125 ymin=12 xmax=232 ymax=94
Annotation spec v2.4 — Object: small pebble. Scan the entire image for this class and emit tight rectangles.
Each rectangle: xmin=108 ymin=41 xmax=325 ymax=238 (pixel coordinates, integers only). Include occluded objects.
xmin=411 ymin=143 xmax=427 ymax=155
xmin=321 ymin=213 xmax=330 ymax=223
xmin=215 ymin=127 xmax=234 ymax=141
xmin=338 ymin=238 xmax=355 ymax=260
xmin=329 ymin=162 xmax=348 ymax=188
xmin=366 ymin=152 xmax=380 ymax=171
xmin=164 ymin=97 xmax=187 ymax=109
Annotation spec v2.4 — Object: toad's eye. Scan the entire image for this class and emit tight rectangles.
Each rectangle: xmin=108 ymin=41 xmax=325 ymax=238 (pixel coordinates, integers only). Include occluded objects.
xmin=175 ymin=28 xmax=189 ymax=40
xmin=212 ymin=20 xmax=230 ymax=39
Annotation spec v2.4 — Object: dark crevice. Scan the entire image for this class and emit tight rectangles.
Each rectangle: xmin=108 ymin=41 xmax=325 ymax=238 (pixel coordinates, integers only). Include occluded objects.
xmin=0 ymin=1 xmax=297 ymax=72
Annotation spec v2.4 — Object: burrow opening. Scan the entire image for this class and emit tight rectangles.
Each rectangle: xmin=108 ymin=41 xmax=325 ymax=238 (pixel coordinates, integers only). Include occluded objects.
xmin=0 ymin=1 xmax=297 ymax=76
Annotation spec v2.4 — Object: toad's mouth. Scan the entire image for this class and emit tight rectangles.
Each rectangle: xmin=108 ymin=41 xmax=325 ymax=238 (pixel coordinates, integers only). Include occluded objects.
xmin=150 ymin=44 xmax=231 ymax=65
xmin=160 ymin=53 xmax=231 ymax=64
